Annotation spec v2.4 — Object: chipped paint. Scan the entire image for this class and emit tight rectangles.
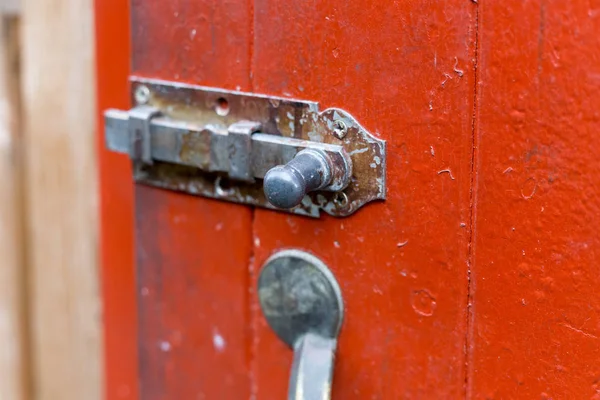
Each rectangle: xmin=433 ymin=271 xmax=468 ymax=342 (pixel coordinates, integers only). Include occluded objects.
xmin=159 ymin=341 xmax=171 ymax=352
xmin=212 ymin=331 xmax=226 ymax=352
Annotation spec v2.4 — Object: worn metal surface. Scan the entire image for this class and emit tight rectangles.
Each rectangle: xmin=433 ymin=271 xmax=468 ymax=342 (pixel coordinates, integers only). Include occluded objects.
xmin=106 ymin=78 xmax=384 ymax=217
xmin=105 ymin=105 xmax=353 ymax=216
xmin=106 ymin=110 xmax=348 ymax=182
xmin=258 ymin=250 xmax=342 ymax=400
xmin=127 ymin=105 xmax=160 ymax=164
xmin=263 ymin=149 xmax=335 ymax=209
xmin=289 ymin=333 xmax=337 ymax=400
xmin=258 ymin=249 xmax=343 ymax=348
xmin=227 ymin=120 xmax=260 ymax=182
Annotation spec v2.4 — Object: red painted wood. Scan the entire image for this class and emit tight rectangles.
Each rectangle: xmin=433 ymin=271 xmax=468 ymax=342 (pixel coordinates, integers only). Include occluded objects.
xmin=251 ymin=1 xmax=477 ymax=398
xmin=468 ymin=2 xmax=600 ymax=398
xmin=95 ymin=0 xmax=138 ymax=399
xmin=98 ymin=1 xmax=600 ymax=398
xmin=131 ymin=0 xmax=252 ymax=86
xmin=135 ymin=186 xmax=253 ymax=399
xmin=129 ymin=1 xmax=254 ymax=399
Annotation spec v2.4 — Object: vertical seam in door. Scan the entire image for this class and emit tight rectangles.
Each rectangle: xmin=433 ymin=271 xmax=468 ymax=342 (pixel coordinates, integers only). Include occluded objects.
xmin=464 ymin=2 xmax=480 ymax=399
xmin=247 ymin=2 xmax=257 ymax=399
xmin=248 ymin=209 xmax=258 ymax=400
xmin=247 ymin=0 xmax=255 ymax=92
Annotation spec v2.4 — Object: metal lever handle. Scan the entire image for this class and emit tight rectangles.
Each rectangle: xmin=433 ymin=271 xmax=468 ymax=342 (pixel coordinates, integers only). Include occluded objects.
xmin=263 ymin=149 xmax=333 ymax=209
xmin=289 ymin=333 xmax=336 ymax=400
xmin=258 ymin=250 xmax=344 ymax=400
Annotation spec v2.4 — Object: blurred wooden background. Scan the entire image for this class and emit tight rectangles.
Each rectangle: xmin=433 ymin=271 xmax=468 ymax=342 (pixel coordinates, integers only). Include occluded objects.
xmin=0 ymin=0 xmax=101 ymax=399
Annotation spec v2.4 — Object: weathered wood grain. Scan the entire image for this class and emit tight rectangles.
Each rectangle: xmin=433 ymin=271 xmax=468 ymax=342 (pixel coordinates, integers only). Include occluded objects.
xmin=21 ymin=0 xmax=101 ymax=398
xmin=0 ymin=15 xmax=26 ymax=400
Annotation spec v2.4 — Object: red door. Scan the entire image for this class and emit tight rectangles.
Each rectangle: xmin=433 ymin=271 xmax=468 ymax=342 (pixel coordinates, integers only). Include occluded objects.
xmin=97 ymin=1 xmax=600 ymax=399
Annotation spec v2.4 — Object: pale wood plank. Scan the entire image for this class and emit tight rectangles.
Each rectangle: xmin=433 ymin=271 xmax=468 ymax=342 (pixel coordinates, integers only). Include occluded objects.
xmin=21 ymin=0 xmax=101 ymax=398
xmin=0 ymin=15 xmax=27 ymax=400
xmin=0 ymin=0 xmax=19 ymax=15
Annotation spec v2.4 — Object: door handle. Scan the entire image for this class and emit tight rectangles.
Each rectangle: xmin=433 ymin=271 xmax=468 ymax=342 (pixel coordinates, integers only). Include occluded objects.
xmin=258 ymin=250 xmax=344 ymax=400
xmin=289 ymin=333 xmax=337 ymax=400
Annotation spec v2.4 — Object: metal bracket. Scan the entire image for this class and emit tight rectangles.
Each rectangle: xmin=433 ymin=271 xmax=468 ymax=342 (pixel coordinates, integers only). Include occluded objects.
xmin=104 ymin=77 xmax=386 ymax=217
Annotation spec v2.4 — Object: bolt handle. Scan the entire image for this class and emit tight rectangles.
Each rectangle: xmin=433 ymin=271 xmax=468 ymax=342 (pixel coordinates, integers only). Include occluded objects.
xmin=263 ymin=149 xmax=332 ymax=209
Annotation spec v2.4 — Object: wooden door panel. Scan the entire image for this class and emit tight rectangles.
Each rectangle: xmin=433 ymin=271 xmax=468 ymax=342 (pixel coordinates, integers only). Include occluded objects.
xmin=251 ymin=1 xmax=477 ymax=398
xmin=131 ymin=1 xmax=254 ymax=398
xmin=136 ymin=186 xmax=253 ymax=399
xmin=131 ymin=0 xmax=252 ymax=85
xmin=469 ymin=2 xmax=600 ymax=398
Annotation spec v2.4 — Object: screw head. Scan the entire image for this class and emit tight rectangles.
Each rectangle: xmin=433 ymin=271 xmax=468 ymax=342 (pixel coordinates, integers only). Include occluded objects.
xmin=134 ymin=85 xmax=151 ymax=105
xmin=333 ymin=191 xmax=349 ymax=207
xmin=332 ymin=120 xmax=348 ymax=139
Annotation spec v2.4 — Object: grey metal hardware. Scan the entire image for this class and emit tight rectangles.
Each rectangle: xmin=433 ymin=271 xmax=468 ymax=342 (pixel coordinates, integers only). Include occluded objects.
xmin=128 ymin=105 xmax=161 ymax=164
xmin=263 ymin=149 xmax=334 ymax=209
xmin=106 ymin=108 xmax=351 ymax=193
xmin=104 ymin=77 xmax=386 ymax=217
xmin=258 ymin=250 xmax=343 ymax=400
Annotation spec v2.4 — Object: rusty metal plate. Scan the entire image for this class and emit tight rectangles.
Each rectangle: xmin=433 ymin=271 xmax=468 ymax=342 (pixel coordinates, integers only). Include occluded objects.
xmin=128 ymin=77 xmax=385 ymax=217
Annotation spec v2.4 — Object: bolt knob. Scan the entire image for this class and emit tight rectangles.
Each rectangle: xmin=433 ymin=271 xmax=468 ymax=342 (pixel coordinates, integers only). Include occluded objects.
xmin=264 ymin=149 xmax=332 ymax=209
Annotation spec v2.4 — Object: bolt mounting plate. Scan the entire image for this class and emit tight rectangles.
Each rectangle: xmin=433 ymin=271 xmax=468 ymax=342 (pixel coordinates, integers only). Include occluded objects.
xmin=105 ymin=77 xmax=386 ymax=218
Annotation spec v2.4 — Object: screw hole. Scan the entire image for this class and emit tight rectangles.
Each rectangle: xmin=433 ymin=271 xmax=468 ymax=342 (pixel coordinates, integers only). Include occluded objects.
xmin=333 ymin=192 xmax=349 ymax=207
xmin=215 ymin=176 xmax=234 ymax=196
xmin=215 ymin=97 xmax=230 ymax=116
xmin=333 ymin=120 xmax=348 ymax=139
xmin=134 ymin=85 xmax=150 ymax=105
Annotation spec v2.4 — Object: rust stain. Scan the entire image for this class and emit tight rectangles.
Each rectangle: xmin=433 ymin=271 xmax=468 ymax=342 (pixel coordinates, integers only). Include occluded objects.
xmin=179 ymin=129 xmax=211 ymax=169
